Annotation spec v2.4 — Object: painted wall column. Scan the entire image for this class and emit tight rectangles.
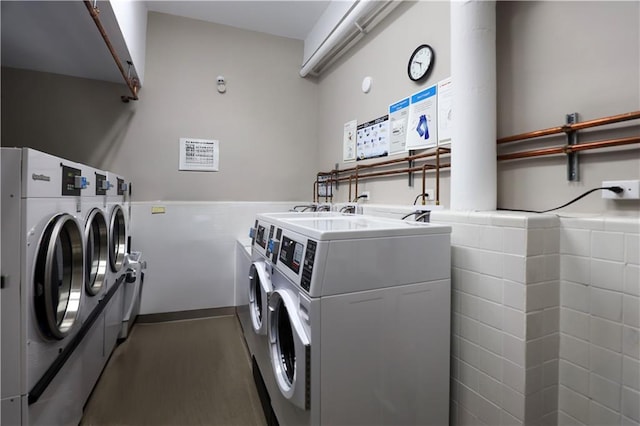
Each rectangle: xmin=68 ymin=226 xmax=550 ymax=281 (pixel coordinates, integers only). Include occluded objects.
xmin=450 ymin=0 xmax=497 ymax=211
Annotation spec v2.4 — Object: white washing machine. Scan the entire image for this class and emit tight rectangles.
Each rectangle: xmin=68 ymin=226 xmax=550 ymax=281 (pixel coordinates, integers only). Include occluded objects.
xmin=261 ymin=213 xmax=452 ymax=425
xmin=75 ymin=164 xmax=111 ymax=404
xmin=246 ymin=216 xmax=278 ymax=417
xmin=103 ymin=171 xmax=128 ymax=358
xmin=1 ymin=147 xmax=87 ymax=425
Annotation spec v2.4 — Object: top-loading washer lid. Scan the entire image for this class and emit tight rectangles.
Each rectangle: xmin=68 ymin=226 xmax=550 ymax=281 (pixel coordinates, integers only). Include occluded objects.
xmin=263 ymin=215 xmax=451 ymax=241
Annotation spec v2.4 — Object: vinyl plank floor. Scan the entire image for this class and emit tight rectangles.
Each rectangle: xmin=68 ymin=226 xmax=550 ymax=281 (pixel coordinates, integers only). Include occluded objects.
xmin=81 ymin=315 xmax=266 ymax=426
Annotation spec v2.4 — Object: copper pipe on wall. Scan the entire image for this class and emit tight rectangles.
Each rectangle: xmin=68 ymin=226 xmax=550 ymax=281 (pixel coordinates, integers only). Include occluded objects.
xmin=498 ymin=136 xmax=640 ymax=161
xmin=436 ymin=147 xmax=442 ymax=205
xmin=84 ymin=1 xmax=139 ymax=102
xmin=497 ymin=110 xmax=640 ymax=144
xmin=348 ymin=175 xmax=353 ymax=202
xmin=329 ymin=149 xmax=448 ymax=175
xmin=567 ymin=136 xmax=640 ymax=152
xmin=354 ymin=166 xmax=359 ymax=201
xmin=313 ymin=180 xmax=317 ymax=203
xmin=421 ymin=165 xmax=427 ymax=205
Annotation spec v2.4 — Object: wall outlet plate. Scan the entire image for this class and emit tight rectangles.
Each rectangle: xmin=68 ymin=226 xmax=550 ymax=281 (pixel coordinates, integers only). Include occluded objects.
xmin=602 ymin=180 xmax=640 ymax=200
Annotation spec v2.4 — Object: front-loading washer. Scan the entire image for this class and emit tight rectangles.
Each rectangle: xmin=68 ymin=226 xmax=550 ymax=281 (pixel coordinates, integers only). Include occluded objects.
xmin=74 ymin=163 xmax=110 ymax=404
xmin=262 ymin=213 xmax=452 ymax=425
xmin=1 ymin=147 xmax=88 ymax=425
xmin=103 ymin=171 xmax=128 ymax=358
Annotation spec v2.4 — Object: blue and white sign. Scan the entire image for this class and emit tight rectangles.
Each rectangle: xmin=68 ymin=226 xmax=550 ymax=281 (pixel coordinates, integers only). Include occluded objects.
xmin=406 ymin=85 xmax=438 ymax=150
xmin=388 ymin=97 xmax=410 ymax=154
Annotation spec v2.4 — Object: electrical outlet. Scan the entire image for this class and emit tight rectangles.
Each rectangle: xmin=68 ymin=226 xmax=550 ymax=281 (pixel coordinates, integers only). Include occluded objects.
xmin=360 ymin=191 xmax=370 ymax=201
xmin=602 ymin=180 xmax=640 ymax=200
xmin=416 ymin=189 xmax=435 ymax=204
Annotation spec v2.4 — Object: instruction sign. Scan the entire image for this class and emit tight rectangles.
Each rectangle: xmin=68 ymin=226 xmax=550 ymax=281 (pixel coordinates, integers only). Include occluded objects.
xmin=406 ymin=85 xmax=438 ymax=150
xmin=388 ymin=97 xmax=410 ymax=154
xmin=357 ymin=115 xmax=389 ymax=161
xmin=179 ymin=138 xmax=219 ymax=171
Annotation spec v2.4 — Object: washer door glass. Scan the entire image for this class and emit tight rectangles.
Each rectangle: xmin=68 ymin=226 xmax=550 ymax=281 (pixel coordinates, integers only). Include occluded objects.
xmin=109 ymin=205 xmax=126 ymax=273
xmin=275 ymin=298 xmax=296 ymax=386
xmin=34 ymin=214 xmax=83 ymax=339
xmin=249 ymin=263 xmax=263 ymax=328
xmin=85 ymin=209 xmax=108 ymax=296
xmin=249 ymin=261 xmax=270 ymax=334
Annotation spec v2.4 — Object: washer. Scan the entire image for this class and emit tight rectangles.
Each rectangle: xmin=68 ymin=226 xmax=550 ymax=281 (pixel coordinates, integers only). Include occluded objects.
xmin=262 ymin=213 xmax=452 ymax=425
xmin=1 ymin=147 xmax=87 ymax=425
xmin=246 ymin=216 xmax=278 ymax=405
xmin=75 ymin=164 xmax=110 ymax=403
xmin=103 ymin=171 xmax=129 ymax=359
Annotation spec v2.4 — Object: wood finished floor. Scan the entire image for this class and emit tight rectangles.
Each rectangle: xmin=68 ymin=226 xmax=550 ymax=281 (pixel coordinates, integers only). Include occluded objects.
xmin=80 ymin=315 xmax=266 ymax=426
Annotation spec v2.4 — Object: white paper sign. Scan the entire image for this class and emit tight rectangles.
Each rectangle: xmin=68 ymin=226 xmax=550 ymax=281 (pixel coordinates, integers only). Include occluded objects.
xmin=406 ymin=85 xmax=438 ymax=150
xmin=388 ymin=97 xmax=410 ymax=154
xmin=343 ymin=120 xmax=357 ymax=162
xmin=437 ymin=77 xmax=453 ymax=145
xmin=356 ymin=115 xmax=390 ymax=161
xmin=179 ymin=138 xmax=219 ymax=171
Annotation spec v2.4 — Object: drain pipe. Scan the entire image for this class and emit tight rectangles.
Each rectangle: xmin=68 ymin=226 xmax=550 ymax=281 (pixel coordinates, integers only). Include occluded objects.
xmin=450 ymin=1 xmax=497 ymax=210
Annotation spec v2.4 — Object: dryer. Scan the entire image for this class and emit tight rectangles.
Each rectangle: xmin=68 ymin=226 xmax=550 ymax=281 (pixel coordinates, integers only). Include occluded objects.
xmin=261 ymin=213 xmax=452 ymax=426
xmin=1 ymin=147 xmax=87 ymax=425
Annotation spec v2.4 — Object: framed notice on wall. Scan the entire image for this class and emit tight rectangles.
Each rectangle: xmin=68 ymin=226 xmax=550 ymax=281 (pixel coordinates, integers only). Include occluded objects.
xmin=179 ymin=138 xmax=219 ymax=171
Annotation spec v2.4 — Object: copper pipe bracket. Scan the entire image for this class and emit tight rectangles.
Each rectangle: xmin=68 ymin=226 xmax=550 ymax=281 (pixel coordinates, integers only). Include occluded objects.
xmin=566 ymin=112 xmax=579 ymax=181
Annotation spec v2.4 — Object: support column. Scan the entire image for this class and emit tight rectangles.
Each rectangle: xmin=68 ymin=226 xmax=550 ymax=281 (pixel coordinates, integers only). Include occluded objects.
xmin=450 ymin=0 xmax=497 ymax=211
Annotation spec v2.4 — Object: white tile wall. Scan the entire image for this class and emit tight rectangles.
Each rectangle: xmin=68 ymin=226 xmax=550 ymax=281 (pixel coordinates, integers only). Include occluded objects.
xmin=558 ymin=216 xmax=640 ymax=426
xmin=428 ymin=212 xmax=637 ymax=426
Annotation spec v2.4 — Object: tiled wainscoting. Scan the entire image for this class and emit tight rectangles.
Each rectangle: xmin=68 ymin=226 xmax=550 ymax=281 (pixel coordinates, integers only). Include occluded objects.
xmin=429 ymin=211 xmax=639 ymax=426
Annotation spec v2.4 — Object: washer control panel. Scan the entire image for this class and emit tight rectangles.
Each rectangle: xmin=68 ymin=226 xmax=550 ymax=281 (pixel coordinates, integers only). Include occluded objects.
xmin=301 ymin=239 xmax=317 ymax=292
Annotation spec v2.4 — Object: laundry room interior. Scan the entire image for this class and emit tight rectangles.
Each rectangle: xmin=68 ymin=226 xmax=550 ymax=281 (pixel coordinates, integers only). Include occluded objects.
xmin=1 ymin=1 xmax=639 ymax=426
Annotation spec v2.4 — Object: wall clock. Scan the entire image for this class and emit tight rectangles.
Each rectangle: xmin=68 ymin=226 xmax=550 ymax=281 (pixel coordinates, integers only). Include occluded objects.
xmin=408 ymin=44 xmax=434 ymax=82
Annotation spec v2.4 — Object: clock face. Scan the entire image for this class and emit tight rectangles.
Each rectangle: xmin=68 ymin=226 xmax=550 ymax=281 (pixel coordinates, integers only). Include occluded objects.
xmin=408 ymin=44 xmax=434 ymax=81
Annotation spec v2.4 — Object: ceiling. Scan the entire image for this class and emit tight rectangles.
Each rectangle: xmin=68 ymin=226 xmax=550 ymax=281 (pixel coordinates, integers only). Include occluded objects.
xmin=1 ymin=1 xmax=330 ymax=84
xmin=146 ymin=1 xmax=330 ymax=41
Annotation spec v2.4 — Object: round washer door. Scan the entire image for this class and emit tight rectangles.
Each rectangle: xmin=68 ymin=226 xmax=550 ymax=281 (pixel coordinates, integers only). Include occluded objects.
xmin=268 ymin=289 xmax=310 ymax=410
xmin=33 ymin=213 xmax=84 ymax=340
xmin=109 ymin=204 xmax=127 ymax=274
xmin=85 ymin=208 xmax=108 ymax=296
xmin=249 ymin=261 xmax=271 ymax=335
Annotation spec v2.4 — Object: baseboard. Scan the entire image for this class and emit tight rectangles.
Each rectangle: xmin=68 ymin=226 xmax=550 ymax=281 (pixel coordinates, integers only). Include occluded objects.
xmin=137 ymin=306 xmax=236 ymax=323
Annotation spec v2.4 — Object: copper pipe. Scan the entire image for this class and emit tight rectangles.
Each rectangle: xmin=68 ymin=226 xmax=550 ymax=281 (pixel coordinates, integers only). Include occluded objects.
xmin=328 ymin=149 xmax=448 ymax=175
xmin=498 ymin=136 xmax=640 ymax=161
xmin=436 ymin=147 xmax=441 ymax=206
xmin=497 ymin=127 xmax=564 ymax=145
xmin=421 ymin=165 xmax=427 ymax=205
xmin=567 ymin=136 xmax=640 ymax=152
xmin=84 ymin=1 xmax=139 ymax=102
xmin=497 ymin=110 xmax=640 ymax=144
xmin=355 ymin=166 xmax=359 ymax=201
xmin=348 ymin=175 xmax=353 ymax=202
xmin=313 ymin=180 xmax=317 ymax=203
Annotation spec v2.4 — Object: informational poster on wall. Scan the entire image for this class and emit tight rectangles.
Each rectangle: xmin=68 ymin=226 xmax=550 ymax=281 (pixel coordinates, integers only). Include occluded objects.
xmin=437 ymin=77 xmax=453 ymax=145
xmin=356 ymin=115 xmax=390 ymax=161
xmin=388 ymin=97 xmax=410 ymax=154
xmin=343 ymin=119 xmax=357 ymax=162
xmin=406 ymin=85 xmax=438 ymax=150
xmin=179 ymin=138 xmax=219 ymax=171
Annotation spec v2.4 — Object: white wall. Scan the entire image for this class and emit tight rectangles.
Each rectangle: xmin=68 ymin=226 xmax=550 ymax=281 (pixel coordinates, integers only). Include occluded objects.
xmin=130 ymin=201 xmax=300 ymax=314
xmin=2 ymin=12 xmax=320 ymax=203
xmin=316 ymin=1 xmax=639 ymax=214
xmin=317 ymin=1 xmax=453 ymax=206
